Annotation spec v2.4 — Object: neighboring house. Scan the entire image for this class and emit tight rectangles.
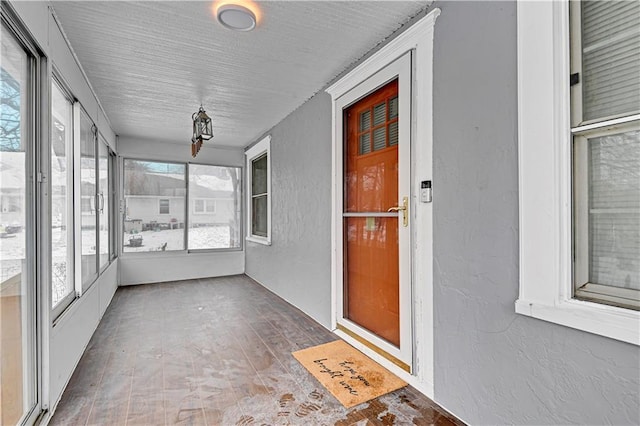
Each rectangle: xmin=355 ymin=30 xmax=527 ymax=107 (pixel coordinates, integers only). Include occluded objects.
xmin=124 ymin=172 xmax=236 ymax=229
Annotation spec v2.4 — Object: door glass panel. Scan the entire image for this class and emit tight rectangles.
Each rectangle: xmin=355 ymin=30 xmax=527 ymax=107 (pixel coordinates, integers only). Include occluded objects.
xmin=98 ymin=138 xmax=109 ymax=269
xmin=344 ymin=217 xmax=399 ymax=346
xmin=0 ymin=23 xmax=36 ymax=425
xmin=51 ymin=81 xmax=74 ymax=308
xmin=79 ymin=111 xmax=97 ymax=288
xmin=343 ymin=79 xmax=400 ymax=347
xmin=109 ymin=151 xmax=117 ymax=260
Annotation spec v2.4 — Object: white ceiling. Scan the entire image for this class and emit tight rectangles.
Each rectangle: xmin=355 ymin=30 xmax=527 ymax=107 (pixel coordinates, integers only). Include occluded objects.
xmin=52 ymin=1 xmax=428 ymax=148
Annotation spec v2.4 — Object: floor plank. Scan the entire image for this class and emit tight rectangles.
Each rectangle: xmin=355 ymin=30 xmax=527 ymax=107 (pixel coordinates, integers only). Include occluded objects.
xmin=50 ymin=275 xmax=464 ymax=426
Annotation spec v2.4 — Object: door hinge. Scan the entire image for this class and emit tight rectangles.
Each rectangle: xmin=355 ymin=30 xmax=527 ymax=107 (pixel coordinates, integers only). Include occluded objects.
xmin=37 ymin=172 xmax=44 ymax=183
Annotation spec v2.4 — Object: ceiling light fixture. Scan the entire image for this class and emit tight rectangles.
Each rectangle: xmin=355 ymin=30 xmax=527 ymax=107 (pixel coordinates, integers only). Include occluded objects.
xmin=191 ymin=105 xmax=213 ymax=158
xmin=216 ymin=4 xmax=256 ymax=31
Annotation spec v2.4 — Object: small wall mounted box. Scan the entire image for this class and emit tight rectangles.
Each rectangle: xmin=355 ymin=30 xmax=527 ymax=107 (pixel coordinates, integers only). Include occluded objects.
xmin=421 ymin=180 xmax=432 ymax=203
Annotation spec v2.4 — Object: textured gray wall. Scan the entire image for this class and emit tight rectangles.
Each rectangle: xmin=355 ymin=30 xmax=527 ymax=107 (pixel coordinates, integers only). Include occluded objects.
xmin=244 ymin=1 xmax=640 ymax=424
xmin=431 ymin=1 xmax=639 ymax=424
xmin=245 ymin=92 xmax=333 ymax=328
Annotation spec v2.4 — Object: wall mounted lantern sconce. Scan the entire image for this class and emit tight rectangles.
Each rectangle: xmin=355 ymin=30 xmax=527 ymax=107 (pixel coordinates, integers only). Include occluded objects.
xmin=191 ymin=105 xmax=213 ymax=157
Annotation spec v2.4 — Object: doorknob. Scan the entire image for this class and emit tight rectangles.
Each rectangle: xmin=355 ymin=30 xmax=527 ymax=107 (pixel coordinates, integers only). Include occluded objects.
xmin=387 ymin=196 xmax=409 ymax=227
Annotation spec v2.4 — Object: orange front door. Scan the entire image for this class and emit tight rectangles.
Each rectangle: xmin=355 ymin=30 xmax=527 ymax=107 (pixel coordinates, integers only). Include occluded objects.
xmin=343 ymin=79 xmax=400 ymax=346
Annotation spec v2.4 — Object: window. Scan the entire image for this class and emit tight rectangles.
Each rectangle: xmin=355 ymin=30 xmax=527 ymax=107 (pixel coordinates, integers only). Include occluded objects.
xmin=516 ymin=0 xmax=639 ymax=345
xmin=123 ymin=159 xmax=186 ymax=252
xmin=51 ymin=78 xmax=75 ymax=314
xmin=570 ymin=1 xmax=640 ymax=311
xmin=194 ymin=199 xmax=216 ymax=214
xmin=357 ymin=94 xmax=398 ymax=154
xmin=246 ymin=135 xmax=271 ymax=245
xmin=188 ymin=164 xmax=242 ymax=250
xmin=158 ymin=199 xmax=170 ymax=214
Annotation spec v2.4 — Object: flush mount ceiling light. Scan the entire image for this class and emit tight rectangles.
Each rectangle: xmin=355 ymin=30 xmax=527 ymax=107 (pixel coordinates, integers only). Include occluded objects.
xmin=216 ymin=4 xmax=256 ymax=31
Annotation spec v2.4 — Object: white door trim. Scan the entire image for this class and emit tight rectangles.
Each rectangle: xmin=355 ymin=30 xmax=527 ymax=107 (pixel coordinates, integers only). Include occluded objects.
xmin=326 ymin=8 xmax=439 ymax=397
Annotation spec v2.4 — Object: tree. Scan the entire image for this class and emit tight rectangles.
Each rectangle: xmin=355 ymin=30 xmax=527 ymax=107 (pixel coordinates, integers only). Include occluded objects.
xmin=0 ymin=68 xmax=22 ymax=152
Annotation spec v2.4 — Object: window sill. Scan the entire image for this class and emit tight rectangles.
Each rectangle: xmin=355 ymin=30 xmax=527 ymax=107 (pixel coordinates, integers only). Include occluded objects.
xmin=515 ymin=298 xmax=640 ymax=346
xmin=246 ymin=236 xmax=271 ymax=246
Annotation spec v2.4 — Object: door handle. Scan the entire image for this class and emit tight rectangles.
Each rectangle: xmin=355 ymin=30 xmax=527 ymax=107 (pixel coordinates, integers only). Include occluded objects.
xmin=387 ymin=196 xmax=409 ymax=227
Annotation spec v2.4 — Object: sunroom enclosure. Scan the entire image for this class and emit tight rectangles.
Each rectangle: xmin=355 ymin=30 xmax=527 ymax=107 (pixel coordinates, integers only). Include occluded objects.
xmin=1 ymin=1 xmax=639 ymax=425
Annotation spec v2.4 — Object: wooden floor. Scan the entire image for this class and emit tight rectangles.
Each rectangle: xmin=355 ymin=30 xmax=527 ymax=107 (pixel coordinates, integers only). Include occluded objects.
xmin=50 ymin=275 xmax=462 ymax=426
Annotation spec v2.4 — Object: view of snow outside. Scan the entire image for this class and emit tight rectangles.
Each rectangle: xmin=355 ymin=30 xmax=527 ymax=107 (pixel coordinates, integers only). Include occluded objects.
xmin=123 ymin=225 xmax=231 ymax=253
xmin=123 ymin=161 xmax=241 ymax=252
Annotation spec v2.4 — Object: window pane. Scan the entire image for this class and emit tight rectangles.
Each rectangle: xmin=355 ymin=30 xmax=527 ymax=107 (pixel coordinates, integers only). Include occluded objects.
xmin=588 ymin=129 xmax=640 ymax=290
xmin=188 ymin=164 xmax=241 ymax=250
xmin=123 ymin=160 xmax=185 ymax=252
xmin=359 ymin=133 xmax=371 ymax=155
xmin=51 ymin=81 xmax=74 ymax=308
xmin=251 ymin=154 xmax=267 ymax=195
xmin=373 ymin=127 xmax=386 ymax=151
xmin=373 ymin=102 xmax=386 ymax=126
xmin=98 ymin=139 xmax=109 ymax=269
xmin=389 ymin=96 xmax=398 ymax=119
xmin=252 ymin=195 xmax=268 ymax=237
xmin=0 ymin=23 xmax=37 ymax=424
xmin=389 ymin=121 xmax=398 ymax=146
xmin=360 ymin=110 xmax=371 ymax=131
xmin=158 ymin=199 xmax=170 ymax=214
xmin=581 ymin=0 xmax=640 ymax=121
xmin=79 ymin=111 xmax=97 ymax=288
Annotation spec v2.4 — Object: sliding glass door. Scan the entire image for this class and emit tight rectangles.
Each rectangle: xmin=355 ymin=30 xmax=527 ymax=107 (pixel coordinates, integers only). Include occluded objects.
xmin=0 ymin=19 xmax=38 ymax=425
xmin=51 ymin=79 xmax=75 ymax=316
xmin=77 ymin=109 xmax=97 ymax=291
xmin=98 ymin=136 xmax=110 ymax=270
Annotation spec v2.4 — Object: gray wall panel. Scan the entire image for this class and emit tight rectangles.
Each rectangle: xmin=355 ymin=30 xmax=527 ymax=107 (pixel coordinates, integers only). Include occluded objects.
xmin=431 ymin=1 xmax=639 ymax=424
xmin=245 ymin=92 xmax=333 ymax=328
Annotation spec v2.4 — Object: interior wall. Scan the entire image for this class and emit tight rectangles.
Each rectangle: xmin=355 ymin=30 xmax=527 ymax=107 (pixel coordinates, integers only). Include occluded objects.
xmin=430 ymin=1 xmax=639 ymax=424
xmin=117 ymin=137 xmax=245 ymax=285
xmin=244 ymin=93 xmax=333 ymax=328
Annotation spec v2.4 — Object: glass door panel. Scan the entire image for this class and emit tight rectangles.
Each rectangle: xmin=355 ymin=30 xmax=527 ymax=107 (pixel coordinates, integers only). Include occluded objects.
xmin=51 ymin=80 xmax=74 ymax=313
xmin=0 ymin=22 xmax=37 ymax=425
xmin=78 ymin=110 xmax=97 ymax=289
xmin=98 ymin=137 xmax=109 ymax=269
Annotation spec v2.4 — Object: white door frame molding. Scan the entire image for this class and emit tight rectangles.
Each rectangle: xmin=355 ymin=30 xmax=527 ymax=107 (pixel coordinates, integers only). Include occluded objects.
xmin=326 ymin=8 xmax=439 ymax=397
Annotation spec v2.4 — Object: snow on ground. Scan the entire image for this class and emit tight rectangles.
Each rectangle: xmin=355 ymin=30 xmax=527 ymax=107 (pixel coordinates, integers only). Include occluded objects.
xmin=2 ymin=226 xmax=233 ymax=302
xmin=123 ymin=225 xmax=231 ymax=252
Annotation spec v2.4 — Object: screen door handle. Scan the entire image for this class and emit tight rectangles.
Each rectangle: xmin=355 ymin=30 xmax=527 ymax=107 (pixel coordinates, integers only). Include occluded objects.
xmin=387 ymin=196 xmax=408 ymax=227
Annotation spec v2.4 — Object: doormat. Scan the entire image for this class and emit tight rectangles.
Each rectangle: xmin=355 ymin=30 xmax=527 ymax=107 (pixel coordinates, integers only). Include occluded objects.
xmin=292 ymin=340 xmax=407 ymax=408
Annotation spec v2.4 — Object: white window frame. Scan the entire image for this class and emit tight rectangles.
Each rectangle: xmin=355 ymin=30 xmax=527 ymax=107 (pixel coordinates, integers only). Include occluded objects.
xmin=516 ymin=0 xmax=640 ymax=345
xmin=245 ymin=135 xmax=271 ymax=245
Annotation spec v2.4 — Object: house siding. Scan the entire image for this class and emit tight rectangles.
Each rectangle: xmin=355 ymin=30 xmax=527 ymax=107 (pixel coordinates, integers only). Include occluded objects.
xmin=244 ymin=1 xmax=639 ymax=424
xmin=431 ymin=2 xmax=639 ymax=424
